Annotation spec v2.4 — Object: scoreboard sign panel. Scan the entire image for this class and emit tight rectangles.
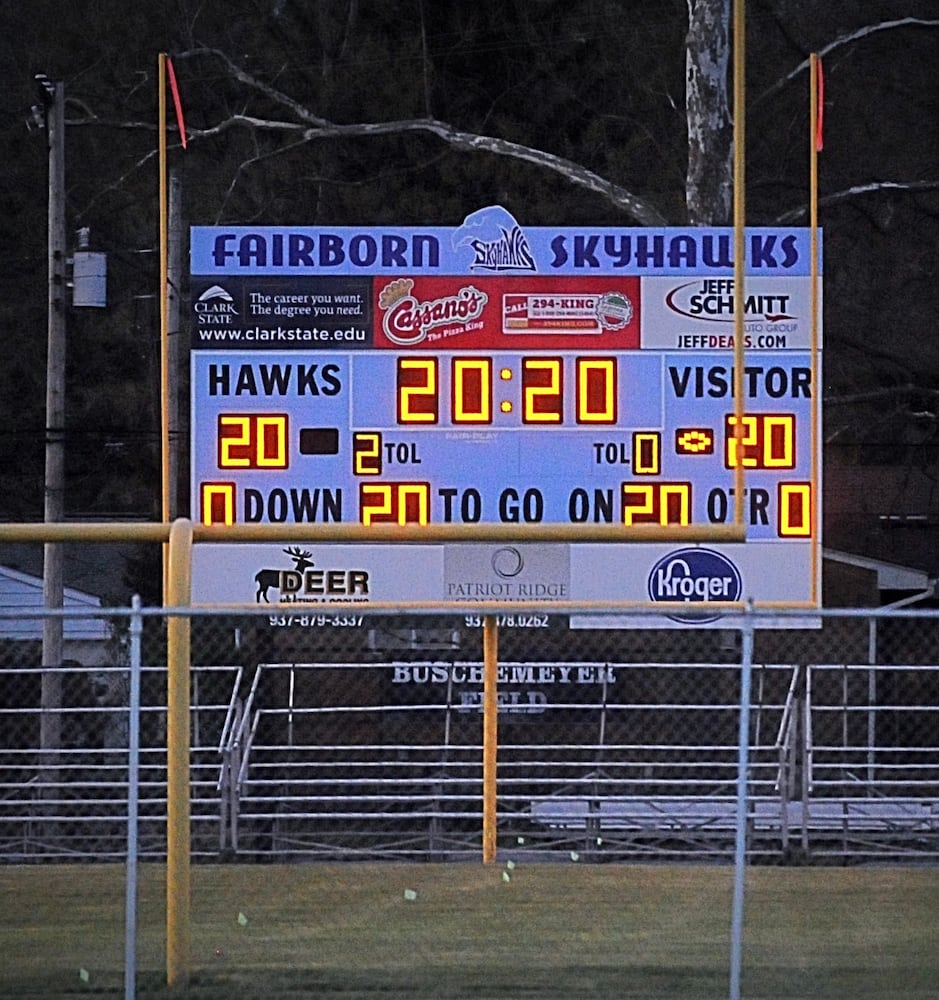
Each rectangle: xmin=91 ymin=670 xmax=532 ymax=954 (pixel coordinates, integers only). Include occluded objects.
xmin=190 ymin=207 xmax=821 ymax=622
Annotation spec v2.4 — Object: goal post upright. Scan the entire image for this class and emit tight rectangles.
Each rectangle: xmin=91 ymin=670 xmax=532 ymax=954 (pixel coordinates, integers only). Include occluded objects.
xmin=730 ymin=3 xmax=748 ymax=998
xmin=732 ymin=0 xmax=748 ymax=534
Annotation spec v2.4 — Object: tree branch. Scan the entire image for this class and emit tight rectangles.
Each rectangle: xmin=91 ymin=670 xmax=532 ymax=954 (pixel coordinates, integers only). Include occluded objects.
xmin=774 ymin=180 xmax=939 ymax=224
xmin=178 ymin=47 xmax=668 ymax=225
xmin=181 ymin=46 xmax=333 ymax=127
xmin=825 ymin=384 xmax=939 ymax=406
xmin=755 ymin=17 xmax=939 ymax=107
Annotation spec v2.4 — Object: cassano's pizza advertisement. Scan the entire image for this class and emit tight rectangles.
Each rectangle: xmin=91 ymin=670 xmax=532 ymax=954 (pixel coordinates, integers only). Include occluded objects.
xmin=372 ymin=275 xmax=640 ymax=351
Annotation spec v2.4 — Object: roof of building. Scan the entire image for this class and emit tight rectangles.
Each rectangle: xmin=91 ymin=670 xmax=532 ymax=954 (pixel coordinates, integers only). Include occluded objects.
xmin=0 ymin=565 xmax=111 ymax=641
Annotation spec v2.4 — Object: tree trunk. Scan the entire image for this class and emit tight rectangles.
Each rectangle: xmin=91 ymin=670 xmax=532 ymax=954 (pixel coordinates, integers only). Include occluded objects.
xmin=686 ymin=0 xmax=733 ymax=225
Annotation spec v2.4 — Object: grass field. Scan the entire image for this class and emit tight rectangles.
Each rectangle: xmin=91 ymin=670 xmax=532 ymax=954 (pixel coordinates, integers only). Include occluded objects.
xmin=1 ymin=862 xmax=938 ymax=999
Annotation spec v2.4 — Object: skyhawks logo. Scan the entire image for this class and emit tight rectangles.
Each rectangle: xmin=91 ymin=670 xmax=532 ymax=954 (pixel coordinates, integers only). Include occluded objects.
xmin=452 ymin=206 xmax=537 ymax=272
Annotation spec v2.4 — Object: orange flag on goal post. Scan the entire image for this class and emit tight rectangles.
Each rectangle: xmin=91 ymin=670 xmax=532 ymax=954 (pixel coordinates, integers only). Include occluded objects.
xmin=165 ymin=55 xmax=187 ymax=149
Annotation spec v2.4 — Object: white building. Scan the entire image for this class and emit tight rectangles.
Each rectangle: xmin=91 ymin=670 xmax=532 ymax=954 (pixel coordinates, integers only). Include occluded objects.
xmin=0 ymin=564 xmax=112 ymax=665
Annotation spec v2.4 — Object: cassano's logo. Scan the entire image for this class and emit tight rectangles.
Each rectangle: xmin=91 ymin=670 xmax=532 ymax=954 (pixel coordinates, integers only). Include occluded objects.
xmin=451 ymin=205 xmax=537 ymax=273
xmin=647 ymin=547 xmax=742 ymax=624
xmin=378 ymin=278 xmax=488 ymax=346
xmin=254 ymin=546 xmax=369 ymax=604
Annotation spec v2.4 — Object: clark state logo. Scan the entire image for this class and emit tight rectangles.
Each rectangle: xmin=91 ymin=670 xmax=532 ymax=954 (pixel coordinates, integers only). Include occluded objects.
xmin=195 ymin=284 xmax=237 ymax=313
xmin=647 ymin=548 xmax=742 ymax=624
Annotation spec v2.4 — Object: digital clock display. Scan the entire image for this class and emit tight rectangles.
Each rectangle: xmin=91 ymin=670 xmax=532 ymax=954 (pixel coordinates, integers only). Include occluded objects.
xmin=395 ymin=355 xmax=619 ymax=426
xmin=189 ymin=215 xmax=821 ymax=609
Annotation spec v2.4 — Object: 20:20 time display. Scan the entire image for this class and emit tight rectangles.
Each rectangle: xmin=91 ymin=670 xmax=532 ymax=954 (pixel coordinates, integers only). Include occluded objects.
xmin=396 ymin=355 xmax=618 ymax=425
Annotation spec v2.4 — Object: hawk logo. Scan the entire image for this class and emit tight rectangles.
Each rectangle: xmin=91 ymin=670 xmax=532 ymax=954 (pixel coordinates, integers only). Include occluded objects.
xmin=452 ymin=205 xmax=537 ymax=272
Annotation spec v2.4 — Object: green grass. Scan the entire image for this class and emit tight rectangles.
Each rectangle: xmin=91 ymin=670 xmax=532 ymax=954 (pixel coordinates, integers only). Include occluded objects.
xmin=1 ymin=863 xmax=938 ymax=998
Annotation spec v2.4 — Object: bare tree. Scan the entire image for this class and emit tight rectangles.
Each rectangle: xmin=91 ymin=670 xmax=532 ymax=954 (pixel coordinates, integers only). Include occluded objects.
xmin=186 ymin=53 xmax=670 ymax=225
xmin=685 ymin=0 xmax=732 ymax=224
xmin=161 ymin=11 xmax=937 ymax=230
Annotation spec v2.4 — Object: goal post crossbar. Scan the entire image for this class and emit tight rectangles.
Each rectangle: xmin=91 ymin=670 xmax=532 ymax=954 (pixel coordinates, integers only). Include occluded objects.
xmin=0 ymin=519 xmax=746 ymax=546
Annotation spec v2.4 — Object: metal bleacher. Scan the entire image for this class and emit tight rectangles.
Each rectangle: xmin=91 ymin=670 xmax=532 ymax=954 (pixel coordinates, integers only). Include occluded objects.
xmin=213 ymin=660 xmax=939 ymax=863
xmin=2 ymin=659 xmax=938 ymax=863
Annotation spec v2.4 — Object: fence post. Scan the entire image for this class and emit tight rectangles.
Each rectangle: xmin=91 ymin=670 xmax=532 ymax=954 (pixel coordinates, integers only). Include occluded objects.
xmin=166 ymin=518 xmax=193 ymax=988
xmin=124 ymin=595 xmax=142 ymax=1000
xmin=729 ymin=603 xmax=755 ymax=1000
xmin=482 ymin=616 xmax=499 ymax=863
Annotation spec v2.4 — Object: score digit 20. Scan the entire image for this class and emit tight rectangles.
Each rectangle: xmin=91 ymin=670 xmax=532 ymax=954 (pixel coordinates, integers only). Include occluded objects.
xmin=218 ymin=413 xmax=289 ymax=469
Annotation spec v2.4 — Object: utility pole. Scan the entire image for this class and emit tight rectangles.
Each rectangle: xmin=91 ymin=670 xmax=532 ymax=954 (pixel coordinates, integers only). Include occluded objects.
xmin=39 ymin=76 xmax=66 ymax=755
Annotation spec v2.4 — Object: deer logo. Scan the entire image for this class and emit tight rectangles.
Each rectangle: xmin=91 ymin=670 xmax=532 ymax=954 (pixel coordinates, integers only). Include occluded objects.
xmin=254 ymin=546 xmax=315 ymax=603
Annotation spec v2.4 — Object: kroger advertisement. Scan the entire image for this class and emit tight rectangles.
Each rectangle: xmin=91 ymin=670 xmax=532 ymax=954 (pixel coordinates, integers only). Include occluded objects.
xmin=190 ymin=207 xmax=822 ymax=622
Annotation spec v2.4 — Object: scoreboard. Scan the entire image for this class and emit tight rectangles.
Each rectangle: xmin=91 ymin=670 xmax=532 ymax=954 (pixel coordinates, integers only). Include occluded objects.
xmin=189 ymin=207 xmax=821 ymax=622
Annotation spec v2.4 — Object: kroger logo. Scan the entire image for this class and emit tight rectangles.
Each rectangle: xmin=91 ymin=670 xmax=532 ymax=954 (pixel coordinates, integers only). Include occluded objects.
xmin=647 ymin=548 xmax=742 ymax=623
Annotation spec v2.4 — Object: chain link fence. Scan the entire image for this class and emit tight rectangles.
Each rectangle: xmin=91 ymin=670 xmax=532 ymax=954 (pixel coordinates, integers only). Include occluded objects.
xmin=2 ymin=596 xmax=938 ymax=865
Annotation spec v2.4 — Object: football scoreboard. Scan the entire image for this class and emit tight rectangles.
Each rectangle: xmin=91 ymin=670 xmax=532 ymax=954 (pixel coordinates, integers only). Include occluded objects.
xmin=189 ymin=207 xmax=821 ymax=622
